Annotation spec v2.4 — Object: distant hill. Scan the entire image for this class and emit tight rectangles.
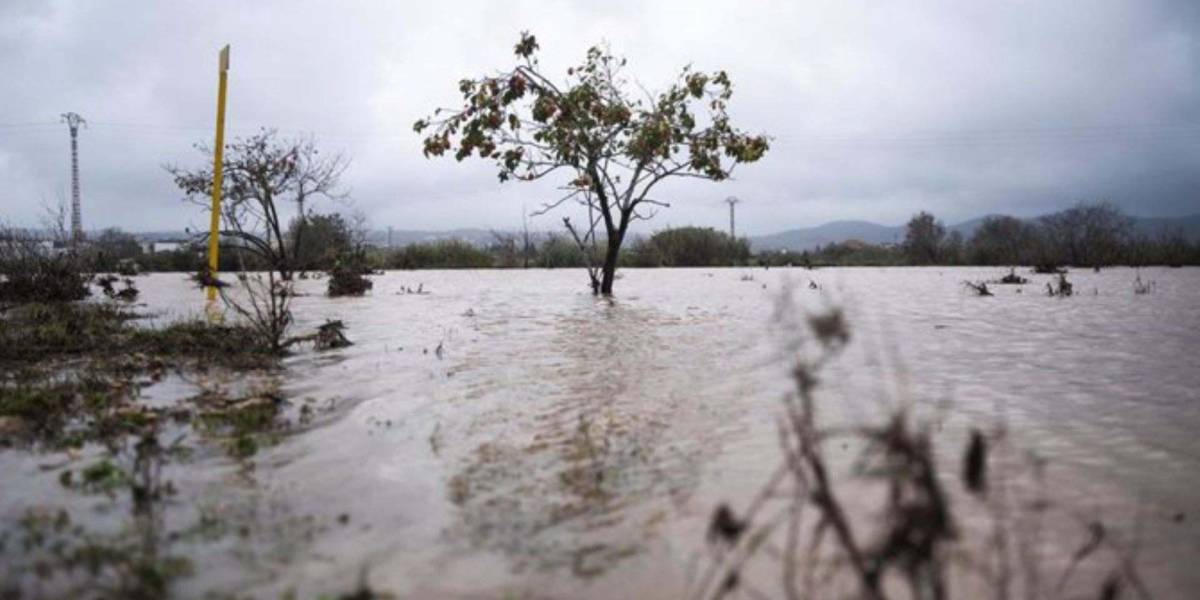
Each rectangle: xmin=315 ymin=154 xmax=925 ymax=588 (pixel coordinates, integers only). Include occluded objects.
xmin=751 ymin=220 xmax=903 ymax=251
xmin=750 ymin=213 xmax=1200 ymax=252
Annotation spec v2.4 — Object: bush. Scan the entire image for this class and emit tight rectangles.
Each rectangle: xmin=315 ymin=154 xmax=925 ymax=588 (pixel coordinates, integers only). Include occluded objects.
xmin=383 ymin=239 xmax=494 ymax=269
xmin=327 ymin=250 xmax=375 ymax=297
xmin=536 ymin=234 xmax=591 ymax=268
xmin=0 ymin=231 xmax=90 ymax=304
xmin=627 ymin=226 xmax=749 ymax=267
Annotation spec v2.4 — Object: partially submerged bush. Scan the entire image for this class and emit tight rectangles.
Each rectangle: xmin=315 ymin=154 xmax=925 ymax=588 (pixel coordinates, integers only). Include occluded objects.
xmin=219 ymin=272 xmax=294 ymax=354
xmin=327 ymin=249 xmax=375 ymax=297
xmin=997 ymin=268 xmax=1028 ymax=284
xmin=0 ymin=302 xmax=133 ymax=362
xmin=129 ymin=319 xmax=278 ymax=364
xmin=96 ymin=274 xmax=139 ymax=302
xmin=188 ymin=263 xmax=228 ymax=289
xmin=284 ymin=319 xmax=353 ymax=350
xmin=964 ymin=281 xmax=993 ymax=296
xmin=1133 ymin=273 xmax=1154 ymax=295
xmin=0 ymin=231 xmax=90 ymax=303
xmin=1047 ymin=272 xmax=1074 ymax=297
xmin=1033 ymin=262 xmax=1066 ymax=275
xmin=0 ymin=302 xmax=275 ymax=367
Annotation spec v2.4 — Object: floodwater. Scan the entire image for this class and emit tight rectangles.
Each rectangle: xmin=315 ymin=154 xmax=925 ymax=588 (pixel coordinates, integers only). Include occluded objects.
xmin=3 ymin=267 xmax=1199 ymax=598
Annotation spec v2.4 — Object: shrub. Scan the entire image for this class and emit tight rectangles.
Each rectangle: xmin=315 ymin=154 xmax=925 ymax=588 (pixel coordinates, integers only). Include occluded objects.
xmin=384 ymin=239 xmax=493 ymax=269
xmin=0 ymin=230 xmax=90 ymax=303
xmin=327 ymin=249 xmax=375 ymax=297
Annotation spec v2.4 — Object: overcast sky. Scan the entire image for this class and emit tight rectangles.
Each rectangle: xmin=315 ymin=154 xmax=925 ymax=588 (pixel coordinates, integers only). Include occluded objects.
xmin=1 ymin=0 xmax=1198 ymax=235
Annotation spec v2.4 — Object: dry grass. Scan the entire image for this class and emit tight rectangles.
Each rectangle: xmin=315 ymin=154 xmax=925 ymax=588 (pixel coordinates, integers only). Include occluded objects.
xmin=689 ymin=289 xmax=1151 ymax=600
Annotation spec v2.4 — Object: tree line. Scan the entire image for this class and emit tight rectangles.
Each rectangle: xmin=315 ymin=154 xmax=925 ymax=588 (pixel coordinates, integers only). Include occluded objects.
xmin=81 ymin=222 xmax=753 ymax=273
xmin=898 ymin=202 xmax=1196 ymax=268
xmin=81 ymin=201 xmax=1195 ymax=274
xmin=765 ymin=202 xmax=1197 ymax=268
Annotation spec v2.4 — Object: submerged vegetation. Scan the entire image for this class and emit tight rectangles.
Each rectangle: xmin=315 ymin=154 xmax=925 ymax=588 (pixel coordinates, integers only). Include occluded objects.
xmin=1 ymin=173 xmax=360 ymax=596
xmin=964 ymin=280 xmax=994 ymax=296
xmin=327 ymin=262 xmax=374 ymax=297
xmin=0 ymin=302 xmax=278 ymax=446
xmin=0 ymin=286 xmax=356 ymax=597
xmin=997 ymin=268 xmax=1029 ymax=284
xmin=0 ymin=299 xmax=284 ymax=596
xmin=0 ymin=228 xmax=91 ymax=303
xmin=1047 ymin=273 xmax=1074 ymax=297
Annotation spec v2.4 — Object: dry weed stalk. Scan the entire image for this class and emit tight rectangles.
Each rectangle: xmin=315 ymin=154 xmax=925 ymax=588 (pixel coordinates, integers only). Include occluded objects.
xmin=690 ymin=289 xmax=1151 ymax=600
xmin=217 ymin=270 xmax=293 ymax=354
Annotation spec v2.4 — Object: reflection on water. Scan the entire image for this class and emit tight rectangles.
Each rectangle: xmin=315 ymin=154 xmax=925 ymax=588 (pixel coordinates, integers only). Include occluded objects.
xmin=2 ymin=267 xmax=1199 ymax=598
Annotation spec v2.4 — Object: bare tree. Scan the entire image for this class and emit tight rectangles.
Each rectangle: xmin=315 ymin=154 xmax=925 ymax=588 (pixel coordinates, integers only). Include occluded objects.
xmin=415 ymin=33 xmax=769 ymax=294
xmin=1037 ymin=201 xmax=1132 ymax=268
xmin=169 ymin=130 xmax=350 ymax=351
xmin=167 ymin=129 xmax=349 ymax=281
xmin=969 ymin=215 xmax=1035 ymax=265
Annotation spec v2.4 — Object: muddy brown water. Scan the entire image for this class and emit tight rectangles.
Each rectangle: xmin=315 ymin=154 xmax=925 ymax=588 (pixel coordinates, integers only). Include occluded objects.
xmin=2 ymin=267 xmax=1198 ymax=598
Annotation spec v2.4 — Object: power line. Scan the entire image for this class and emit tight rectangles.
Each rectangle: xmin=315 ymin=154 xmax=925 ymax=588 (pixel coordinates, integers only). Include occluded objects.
xmin=0 ymin=121 xmax=59 ymax=130
xmin=770 ymin=123 xmax=1200 ymax=148
xmin=86 ymin=120 xmax=412 ymax=142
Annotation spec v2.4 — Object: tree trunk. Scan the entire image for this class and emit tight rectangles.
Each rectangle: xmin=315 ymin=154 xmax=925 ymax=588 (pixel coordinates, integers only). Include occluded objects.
xmin=599 ymin=224 xmax=625 ymax=295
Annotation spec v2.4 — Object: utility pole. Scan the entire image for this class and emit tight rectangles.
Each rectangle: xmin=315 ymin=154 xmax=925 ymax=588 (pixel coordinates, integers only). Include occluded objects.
xmin=61 ymin=112 xmax=86 ymax=244
xmin=521 ymin=204 xmax=531 ymax=268
xmin=206 ymin=45 xmax=231 ymax=303
xmin=725 ymin=196 xmax=740 ymax=240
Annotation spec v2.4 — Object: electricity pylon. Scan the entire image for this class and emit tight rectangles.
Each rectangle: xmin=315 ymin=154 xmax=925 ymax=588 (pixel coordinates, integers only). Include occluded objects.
xmin=61 ymin=112 xmax=86 ymax=244
xmin=725 ymin=196 xmax=741 ymax=240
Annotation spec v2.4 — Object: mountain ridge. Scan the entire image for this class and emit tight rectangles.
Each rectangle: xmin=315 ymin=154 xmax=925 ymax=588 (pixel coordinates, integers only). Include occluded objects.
xmin=749 ymin=213 xmax=1200 ymax=251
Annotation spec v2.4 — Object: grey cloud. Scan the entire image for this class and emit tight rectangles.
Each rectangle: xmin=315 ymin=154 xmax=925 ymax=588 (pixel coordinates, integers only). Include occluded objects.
xmin=1 ymin=0 xmax=1198 ymax=235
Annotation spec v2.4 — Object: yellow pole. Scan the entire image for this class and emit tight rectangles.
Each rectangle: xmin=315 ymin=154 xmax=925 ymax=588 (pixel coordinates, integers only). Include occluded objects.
xmin=206 ymin=45 xmax=230 ymax=302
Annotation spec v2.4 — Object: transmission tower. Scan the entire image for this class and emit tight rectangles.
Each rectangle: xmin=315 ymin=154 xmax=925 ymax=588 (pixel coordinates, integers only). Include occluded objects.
xmin=724 ymin=196 xmax=741 ymax=240
xmin=61 ymin=112 xmax=86 ymax=243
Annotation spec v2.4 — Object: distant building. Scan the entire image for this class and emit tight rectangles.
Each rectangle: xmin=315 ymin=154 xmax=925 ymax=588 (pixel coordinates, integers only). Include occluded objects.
xmin=141 ymin=239 xmax=191 ymax=254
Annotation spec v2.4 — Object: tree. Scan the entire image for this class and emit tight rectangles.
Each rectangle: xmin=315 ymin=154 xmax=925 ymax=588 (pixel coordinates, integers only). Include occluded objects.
xmin=168 ymin=129 xmax=348 ymax=280
xmin=902 ymin=212 xmax=946 ymax=265
xmin=90 ymin=228 xmax=143 ymax=272
xmin=1036 ymin=201 xmax=1132 ymax=268
xmin=414 ymin=33 xmax=769 ymax=294
xmin=169 ymin=131 xmax=349 ymax=352
xmin=968 ymin=215 xmax=1033 ymax=265
xmin=941 ymin=230 xmax=964 ymax=265
xmin=536 ymin=233 xmax=589 ymax=268
xmin=290 ymin=212 xmax=355 ymax=271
